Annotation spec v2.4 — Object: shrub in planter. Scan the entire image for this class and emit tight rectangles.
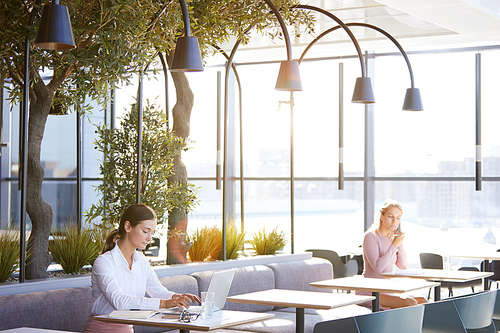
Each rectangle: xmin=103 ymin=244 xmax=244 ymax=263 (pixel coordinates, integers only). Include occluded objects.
xmin=187 ymin=222 xmax=246 ymax=262
xmin=49 ymin=225 xmax=101 ymax=274
xmin=0 ymin=230 xmax=20 ymax=283
xmin=187 ymin=226 xmax=221 ymax=262
xmin=250 ymin=227 xmax=287 ymax=255
xmin=216 ymin=222 xmax=245 ymax=260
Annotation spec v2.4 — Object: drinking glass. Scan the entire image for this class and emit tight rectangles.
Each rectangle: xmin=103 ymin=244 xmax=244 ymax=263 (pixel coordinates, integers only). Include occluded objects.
xmin=201 ymin=291 xmax=214 ymax=318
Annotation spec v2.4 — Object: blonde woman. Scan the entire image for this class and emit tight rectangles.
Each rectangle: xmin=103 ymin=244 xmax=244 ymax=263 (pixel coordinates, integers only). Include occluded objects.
xmin=360 ymin=199 xmax=427 ymax=309
xmin=83 ymin=204 xmax=200 ymax=333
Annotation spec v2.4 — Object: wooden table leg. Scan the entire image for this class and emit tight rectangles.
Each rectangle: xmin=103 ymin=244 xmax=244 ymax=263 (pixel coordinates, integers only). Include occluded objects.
xmin=372 ymin=292 xmax=380 ymax=312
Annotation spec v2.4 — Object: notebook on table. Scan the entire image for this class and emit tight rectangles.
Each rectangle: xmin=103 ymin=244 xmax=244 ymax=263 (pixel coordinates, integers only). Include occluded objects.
xmin=162 ymin=269 xmax=236 ymax=314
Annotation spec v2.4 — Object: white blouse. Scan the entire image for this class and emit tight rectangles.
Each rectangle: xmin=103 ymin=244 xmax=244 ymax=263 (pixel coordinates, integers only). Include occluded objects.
xmin=90 ymin=243 xmax=175 ymax=315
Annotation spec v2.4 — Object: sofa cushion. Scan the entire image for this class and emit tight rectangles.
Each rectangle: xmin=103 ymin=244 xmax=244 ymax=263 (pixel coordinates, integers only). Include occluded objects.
xmin=267 ymin=258 xmax=333 ymax=292
xmin=191 ymin=265 xmax=275 ymax=312
xmin=0 ymin=286 xmax=92 ymax=332
xmin=158 ymin=274 xmax=199 ymax=296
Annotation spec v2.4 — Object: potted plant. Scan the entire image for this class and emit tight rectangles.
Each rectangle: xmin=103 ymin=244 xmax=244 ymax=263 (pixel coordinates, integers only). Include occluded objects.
xmin=250 ymin=227 xmax=287 ymax=256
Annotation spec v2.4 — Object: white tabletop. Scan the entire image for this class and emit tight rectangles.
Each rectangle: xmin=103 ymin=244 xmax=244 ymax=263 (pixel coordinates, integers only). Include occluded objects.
xmin=450 ymin=253 xmax=500 ymax=261
xmin=226 ymin=289 xmax=374 ymax=309
xmin=381 ymin=268 xmax=493 ymax=282
xmin=95 ymin=310 xmax=274 ymax=331
xmin=310 ymin=275 xmax=439 ymax=294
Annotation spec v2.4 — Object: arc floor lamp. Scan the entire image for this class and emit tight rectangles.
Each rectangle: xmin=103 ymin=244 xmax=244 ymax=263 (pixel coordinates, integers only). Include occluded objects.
xmin=221 ymin=0 xmax=303 ymax=257
xmin=297 ymin=19 xmax=423 ymax=190
xmin=19 ymin=0 xmax=76 ymax=283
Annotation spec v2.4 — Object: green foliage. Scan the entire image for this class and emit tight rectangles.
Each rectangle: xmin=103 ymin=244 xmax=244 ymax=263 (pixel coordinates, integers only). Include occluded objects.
xmin=250 ymin=227 xmax=287 ymax=255
xmin=85 ymin=100 xmax=198 ymax=229
xmin=187 ymin=226 xmax=221 ymax=262
xmin=187 ymin=221 xmax=245 ymax=262
xmin=0 ymin=0 xmax=315 ymax=112
xmin=0 ymin=230 xmax=20 ymax=283
xmin=48 ymin=225 xmax=101 ymax=274
xmin=217 ymin=221 xmax=246 ymax=260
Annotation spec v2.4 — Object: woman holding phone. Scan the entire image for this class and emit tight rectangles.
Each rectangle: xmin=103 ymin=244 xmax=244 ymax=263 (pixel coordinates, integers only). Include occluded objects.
xmin=360 ymin=199 xmax=427 ymax=309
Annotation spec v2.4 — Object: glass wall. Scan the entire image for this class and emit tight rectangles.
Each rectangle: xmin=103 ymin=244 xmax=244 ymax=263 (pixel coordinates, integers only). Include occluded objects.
xmin=2 ymin=43 xmax=500 ymax=267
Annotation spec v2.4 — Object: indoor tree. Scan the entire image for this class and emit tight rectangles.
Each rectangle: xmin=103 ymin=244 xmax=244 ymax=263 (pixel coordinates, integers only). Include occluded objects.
xmin=0 ymin=0 xmax=314 ymax=278
xmin=85 ymin=100 xmax=198 ymax=229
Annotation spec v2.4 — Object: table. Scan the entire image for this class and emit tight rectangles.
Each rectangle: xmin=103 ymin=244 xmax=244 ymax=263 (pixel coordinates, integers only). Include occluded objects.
xmin=0 ymin=329 xmax=73 ymax=333
xmin=450 ymin=252 xmax=500 ymax=290
xmin=94 ymin=310 xmax=274 ymax=333
xmin=382 ymin=268 xmax=493 ymax=300
xmin=226 ymin=289 xmax=374 ymax=333
xmin=310 ymin=276 xmax=439 ymax=312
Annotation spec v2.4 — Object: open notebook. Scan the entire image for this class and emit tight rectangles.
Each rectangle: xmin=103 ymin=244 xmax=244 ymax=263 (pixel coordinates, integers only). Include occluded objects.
xmin=162 ymin=269 xmax=235 ymax=314
xmin=109 ymin=310 xmax=158 ymax=319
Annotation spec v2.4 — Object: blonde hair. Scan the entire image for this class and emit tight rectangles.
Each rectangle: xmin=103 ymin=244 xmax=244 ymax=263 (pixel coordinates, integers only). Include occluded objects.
xmin=368 ymin=199 xmax=403 ymax=232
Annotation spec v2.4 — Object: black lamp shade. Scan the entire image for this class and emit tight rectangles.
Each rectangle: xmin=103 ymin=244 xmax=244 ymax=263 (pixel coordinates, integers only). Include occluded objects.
xmin=275 ymin=60 xmax=303 ymax=91
xmin=35 ymin=2 xmax=76 ymax=50
xmin=351 ymin=77 xmax=375 ymax=104
xmin=171 ymin=36 xmax=204 ymax=72
xmin=402 ymin=88 xmax=423 ymax=111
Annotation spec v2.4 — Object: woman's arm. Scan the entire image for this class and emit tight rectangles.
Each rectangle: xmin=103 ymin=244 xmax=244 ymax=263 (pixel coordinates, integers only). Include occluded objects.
xmin=395 ymin=243 xmax=408 ymax=269
xmin=363 ymin=232 xmax=398 ymax=274
xmin=93 ymin=257 xmax=163 ymax=310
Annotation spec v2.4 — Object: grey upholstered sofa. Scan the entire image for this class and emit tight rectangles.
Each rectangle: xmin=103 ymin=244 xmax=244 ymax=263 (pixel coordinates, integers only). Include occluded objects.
xmin=0 ymin=257 xmax=370 ymax=333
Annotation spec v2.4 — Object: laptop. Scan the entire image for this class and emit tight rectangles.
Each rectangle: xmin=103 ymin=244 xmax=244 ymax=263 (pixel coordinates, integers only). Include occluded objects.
xmin=162 ymin=269 xmax=235 ymax=314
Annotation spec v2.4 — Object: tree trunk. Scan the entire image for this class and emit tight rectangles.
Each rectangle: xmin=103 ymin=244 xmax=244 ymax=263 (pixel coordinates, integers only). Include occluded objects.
xmin=166 ymin=53 xmax=194 ymax=264
xmin=25 ymin=79 xmax=55 ymax=279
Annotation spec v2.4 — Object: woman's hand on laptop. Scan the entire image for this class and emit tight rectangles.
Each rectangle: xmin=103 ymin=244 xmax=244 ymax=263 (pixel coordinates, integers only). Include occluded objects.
xmin=160 ymin=293 xmax=201 ymax=309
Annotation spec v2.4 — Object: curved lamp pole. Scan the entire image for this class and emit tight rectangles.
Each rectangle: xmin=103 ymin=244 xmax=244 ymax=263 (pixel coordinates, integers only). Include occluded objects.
xmin=19 ymin=0 xmax=75 ymax=283
xmin=222 ymin=1 xmax=302 ymax=258
xmin=295 ymin=4 xmax=374 ymax=104
xmin=136 ymin=0 xmax=203 ymax=204
xmin=298 ymin=22 xmax=423 ymax=111
xmin=171 ymin=0 xmax=204 ymax=72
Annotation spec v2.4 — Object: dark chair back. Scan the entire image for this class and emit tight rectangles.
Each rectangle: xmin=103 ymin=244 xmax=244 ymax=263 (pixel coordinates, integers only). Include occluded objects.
xmin=306 ymin=249 xmax=358 ymax=278
xmin=355 ymin=305 xmax=424 ymax=333
xmin=423 ymin=290 xmax=497 ymax=333
xmin=454 ymin=290 xmax=497 ymax=332
xmin=420 ymin=252 xmax=443 ymax=269
xmin=313 ymin=304 xmax=425 ymax=333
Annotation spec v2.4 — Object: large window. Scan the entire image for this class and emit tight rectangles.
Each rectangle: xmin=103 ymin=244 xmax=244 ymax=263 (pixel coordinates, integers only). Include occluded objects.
xmin=2 ymin=44 xmax=500 ymax=266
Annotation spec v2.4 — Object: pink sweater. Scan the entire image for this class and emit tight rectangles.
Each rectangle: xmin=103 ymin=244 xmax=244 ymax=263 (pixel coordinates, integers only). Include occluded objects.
xmin=362 ymin=231 xmax=407 ymax=278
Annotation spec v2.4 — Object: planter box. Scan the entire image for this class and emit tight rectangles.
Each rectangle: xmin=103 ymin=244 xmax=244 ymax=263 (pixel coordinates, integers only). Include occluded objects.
xmin=0 ymin=252 xmax=312 ymax=296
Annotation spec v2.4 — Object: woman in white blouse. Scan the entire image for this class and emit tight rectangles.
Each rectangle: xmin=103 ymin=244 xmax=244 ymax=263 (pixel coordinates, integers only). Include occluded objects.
xmin=83 ymin=204 xmax=201 ymax=333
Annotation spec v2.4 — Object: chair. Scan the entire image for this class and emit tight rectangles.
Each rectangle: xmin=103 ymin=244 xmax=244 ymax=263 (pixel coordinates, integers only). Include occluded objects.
xmin=487 ymin=249 xmax=500 ymax=289
xmin=420 ymin=252 xmax=482 ymax=297
xmin=453 ymin=290 xmax=497 ymax=333
xmin=314 ymin=304 xmax=425 ymax=333
xmin=306 ymin=249 xmax=358 ymax=278
xmin=423 ymin=290 xmax=497 ymax=333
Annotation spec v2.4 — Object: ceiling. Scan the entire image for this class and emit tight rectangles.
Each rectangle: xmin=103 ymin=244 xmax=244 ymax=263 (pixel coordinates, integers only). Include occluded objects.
xmin=218 ymin=0 xmax=500 ymax=62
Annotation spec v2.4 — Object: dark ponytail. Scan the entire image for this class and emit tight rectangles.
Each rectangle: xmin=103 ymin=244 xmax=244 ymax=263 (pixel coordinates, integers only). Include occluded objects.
xmin=101 ymin=204 xmax=157 ymax=254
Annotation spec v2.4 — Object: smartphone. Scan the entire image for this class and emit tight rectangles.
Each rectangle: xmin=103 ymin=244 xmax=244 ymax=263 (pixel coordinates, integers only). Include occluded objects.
xmin=397 ymin=223 xmax=402 ymax=235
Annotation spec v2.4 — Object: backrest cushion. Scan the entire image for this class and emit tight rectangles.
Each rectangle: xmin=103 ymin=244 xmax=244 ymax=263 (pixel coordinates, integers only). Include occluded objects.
xmin=191 ymin=265 xmax=275 ymax=312
xmin=268 ymin=258 xmax=333 ymax=292
xmin=158 ymin=274 xmax=199 ymax=296
xmin=0 ymin=287 xmax=92 ymax=332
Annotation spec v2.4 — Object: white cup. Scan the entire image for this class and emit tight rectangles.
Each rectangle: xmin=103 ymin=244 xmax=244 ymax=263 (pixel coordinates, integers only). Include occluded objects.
xmin=201 ymin=291 xmax=214 ymax=318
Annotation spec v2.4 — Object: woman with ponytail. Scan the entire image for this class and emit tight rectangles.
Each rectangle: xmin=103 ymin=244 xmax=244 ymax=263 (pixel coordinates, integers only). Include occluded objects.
xmin=83 ymin=204 xmax=200 ymax=333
